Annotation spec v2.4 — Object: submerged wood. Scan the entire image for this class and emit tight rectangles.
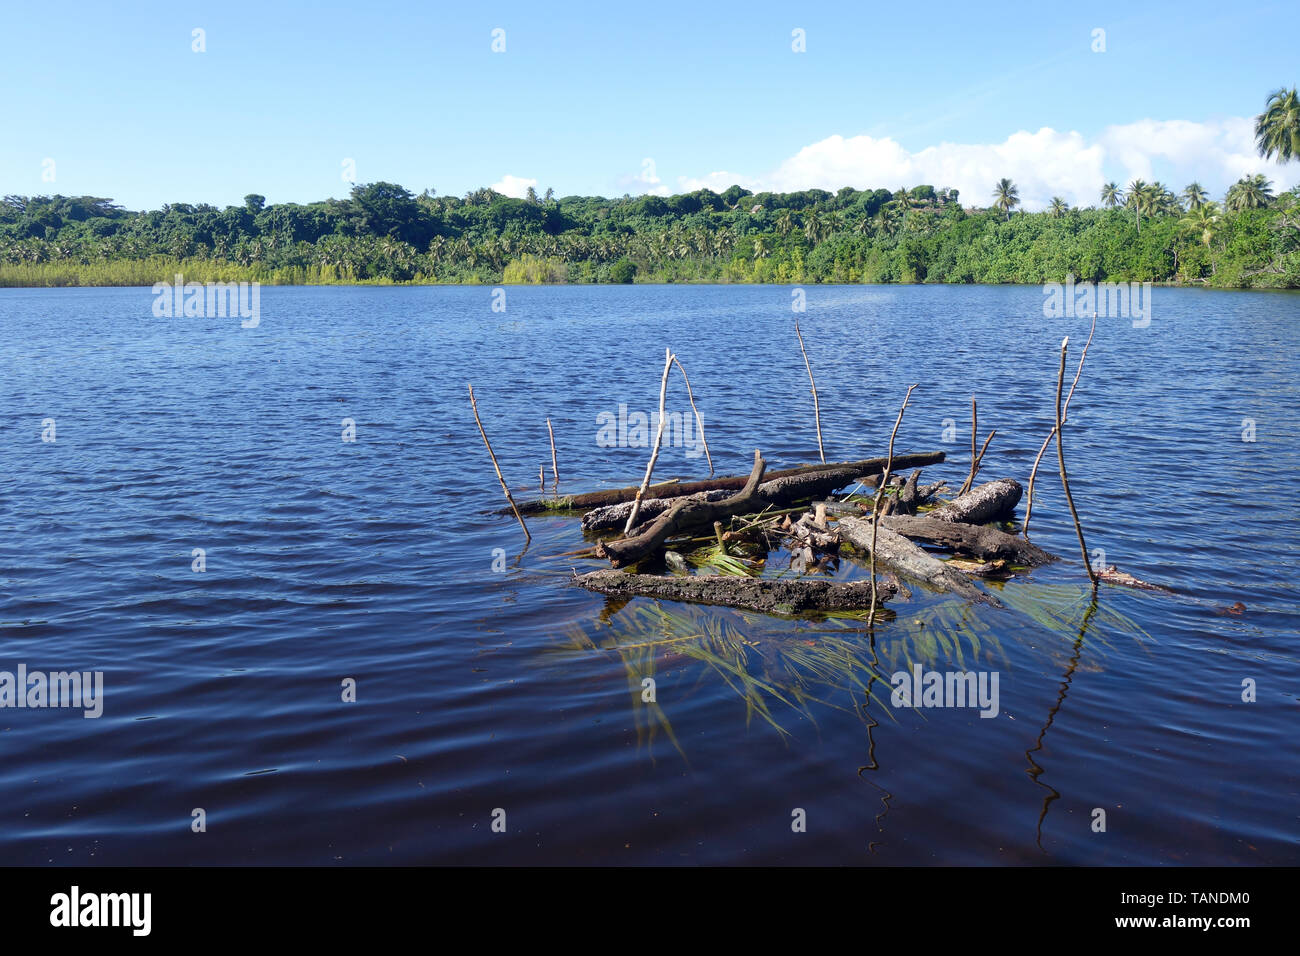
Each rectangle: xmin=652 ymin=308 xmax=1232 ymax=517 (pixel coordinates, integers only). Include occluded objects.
xmin=880 ymin=514 xmax=1055 ymax=566
xmin=596 ymin=451 xmax=768 ymax=567
xmin=575 ymin=569 xmax=898 ymax=614
xmin=510 ymin=451 xmax=947 ymax=514
xmin=930 ymin=477 xmax=1023 ymax=525
xmin=837 ymin=516 xmax=993 ymax=604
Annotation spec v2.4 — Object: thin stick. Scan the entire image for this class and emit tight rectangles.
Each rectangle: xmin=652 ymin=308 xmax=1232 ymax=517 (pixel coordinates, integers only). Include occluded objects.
xmin=794 ymin=320 xmax=825 ymax=463
xmin=539 ymin=464 xmax=545 ymax=491
xmin=1055 ymin=338 xmax=1097 ymax=586
xmin=868 ymin=384 xmax=918 ymax=623
xmin=546 ymin=418 xmax=559 ymax=496
xmin=624 ymin=348 xmax=675 ymax=535
xmin=671 ymin=355 xmax=713 ymax=477
xmin=1025 ymin=313 xmax=1095 ymax=534
xmin=963 ymin=428 xmax=996 ymax=491
xmin=958 ymin=396 xmax=978 ymax=495
xmin=468 ymin=383 xmax=530 ymax=542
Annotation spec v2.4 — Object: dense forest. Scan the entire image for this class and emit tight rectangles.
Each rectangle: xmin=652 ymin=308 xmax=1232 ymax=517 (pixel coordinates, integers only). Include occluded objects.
xmin=3 ymin=88 xmax=1297 ymax=289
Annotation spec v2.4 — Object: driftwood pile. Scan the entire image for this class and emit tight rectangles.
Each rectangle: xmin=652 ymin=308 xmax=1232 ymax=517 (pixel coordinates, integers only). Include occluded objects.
xmin=549 ymin=451 xmax=1054 ymax=615
xmin=471 ymin=316 xmax=1163 ymax=621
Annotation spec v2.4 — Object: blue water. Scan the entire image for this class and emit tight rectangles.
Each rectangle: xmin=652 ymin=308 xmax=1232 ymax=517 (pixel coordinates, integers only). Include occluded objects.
xmin=0 ymin=283 xmax=1296 ymax=864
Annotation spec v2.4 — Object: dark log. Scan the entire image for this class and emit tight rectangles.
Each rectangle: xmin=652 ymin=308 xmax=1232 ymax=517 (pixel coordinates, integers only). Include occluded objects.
xmin=575 ymin=569 xmax=898 ymax=614
xmin=581 ymin=458 xmax=921 ymax=532
xmin=596 ymin=451 xmax=768 ymax=567
xmin=880 ymin=514 xmax=1055 ymax=566
xmin=894 ymin=469 xmax=921 ymax=515
xmin=930 ymin=477 xmax=1023 ymax=525
xmin=581 ymin=489 xmax=731 ymax=531
xmin=837 ymin=516 xmax=995 ymax=604
xmin=511 ymin=451 xmax=948 ymax=514
xmin=816 ymin=499 xmax=869 ymax=517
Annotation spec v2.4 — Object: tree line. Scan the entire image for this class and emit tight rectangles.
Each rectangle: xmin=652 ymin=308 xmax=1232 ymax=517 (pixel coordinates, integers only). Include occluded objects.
xmin=2 ymin=89 xmax=1296 ymax=289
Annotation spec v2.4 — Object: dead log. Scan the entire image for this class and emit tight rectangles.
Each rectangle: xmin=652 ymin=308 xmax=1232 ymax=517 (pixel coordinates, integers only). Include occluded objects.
xmin=596 ymin=451 xmax=768 ymax=567
xmin=837 ymin=516 xmax=994 ymax=604
xmin=581 ymin=489 xmax=731 ymax=531
xmin=930 ymin=478 xmax=1023 ymax=525
xmin=816 ymin=499 xmax=869 ymax=517
xmin=575 ymin=569 xmax=898 ymax=614
xmin=880 ymin=514 xmax=1055 ymax=566
xmin=580 ymin=457 xmax=930 ymax=532
xmin=894 ymin=470 xmax=922 ymax=515
xmin=511 ymin=451 xmax=947 ymax=514
xmin=1097 ymin=565 xmax=1173 ymax=593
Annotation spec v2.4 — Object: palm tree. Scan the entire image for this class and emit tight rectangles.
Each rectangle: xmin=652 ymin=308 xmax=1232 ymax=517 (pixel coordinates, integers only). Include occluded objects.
xmin=1049 ymin=197 xmax=1069 ymax=218
xmin=992 ymin=178 xmax=1019 ymax=220
xmin=752 ymin=236 xmax=769 ymax=260
xmin=775 ymin=210 xmax=795 ymax=239
xmin=1225 ymin=174 xmax=1274 ymax=211
xmin=853 ymin=216 xmax=872 ymax=237
xmin=1126 ymin=179 xmax=1150 ymax=232
xmin=892 ymin=188 xmax=917 ymax=229
xmin=1100 ymin=182 xmax=1123 ymax=208
xmin=803 ymin=210 xmax=826 ymax=245
xmin=874 ymin=206 xmax=900 ymax=237
xmin=1180 ymin=202 xmax=1221 ymax=248
xmin=1255 ymin=87 xmax=1300 ymax=163
xmin=1151 ymin=182 xmax=1182 ymax=215
xmin=1182 ymin=182 xmax=1208 ymax=210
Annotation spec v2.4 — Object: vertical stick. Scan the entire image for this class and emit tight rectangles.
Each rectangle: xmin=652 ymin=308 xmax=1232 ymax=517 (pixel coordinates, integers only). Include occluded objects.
xmin=868 ymin=384 xmax=918 ymax=623
xmin=794 ymin=320 xmax=825 ymax=463
xmin=468 ymin=383 xmax=530 ymax=542
xmin=1055 ymin=338 xmax=1097 ymax=586
xmin=1024 ymin=428 xmax=1057 ymax=535
xmin=958 ymin=396 xmax=978 ymax=495
xmin=546 ymin=417 xmax=559 ymax=495
xmin=624 ymin=348 xmax=675 ymax=535
xmin=671 ymin=355 xmax=713 ymax=477
xmin=965 ymin=429 xmax=996 ymax=489
xmin=1025 ymin=313 xmax=1095 ymax=534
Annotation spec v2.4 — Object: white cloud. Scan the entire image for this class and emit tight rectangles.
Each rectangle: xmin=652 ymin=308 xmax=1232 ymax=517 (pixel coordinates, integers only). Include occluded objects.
xmin=674 ymin=119 xmax=1299 ymax=210
xmin=619 ymin=157 xmax=671 ymax=197
xmin=491 ymin=174 xmax=538 ymax=199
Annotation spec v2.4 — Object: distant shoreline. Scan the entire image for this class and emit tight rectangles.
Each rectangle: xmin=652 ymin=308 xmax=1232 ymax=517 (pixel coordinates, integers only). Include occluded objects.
xmin=3 ymin=275 xmax=1297 ymax=293
xmin=4 ymin=182 xmax=1297 ymax=291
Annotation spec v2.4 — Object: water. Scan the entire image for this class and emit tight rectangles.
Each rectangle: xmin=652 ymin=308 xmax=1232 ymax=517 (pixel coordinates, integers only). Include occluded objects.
xmin=0 ymin=283 xmax=1296 ymax=865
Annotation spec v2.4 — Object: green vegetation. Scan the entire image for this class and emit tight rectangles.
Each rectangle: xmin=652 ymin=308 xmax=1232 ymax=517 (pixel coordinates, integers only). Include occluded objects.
xmin=2 ymin=90 xmax=1295 ymax=289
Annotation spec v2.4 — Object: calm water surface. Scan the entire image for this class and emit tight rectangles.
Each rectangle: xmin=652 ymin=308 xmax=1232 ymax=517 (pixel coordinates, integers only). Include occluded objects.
xmin=0 ymin=284 xmax=1296 ymax=864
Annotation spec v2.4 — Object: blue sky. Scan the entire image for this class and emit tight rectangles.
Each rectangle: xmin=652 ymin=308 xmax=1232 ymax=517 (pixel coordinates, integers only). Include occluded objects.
xmin=3 ymin=0 xmax=1297 ymax=210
